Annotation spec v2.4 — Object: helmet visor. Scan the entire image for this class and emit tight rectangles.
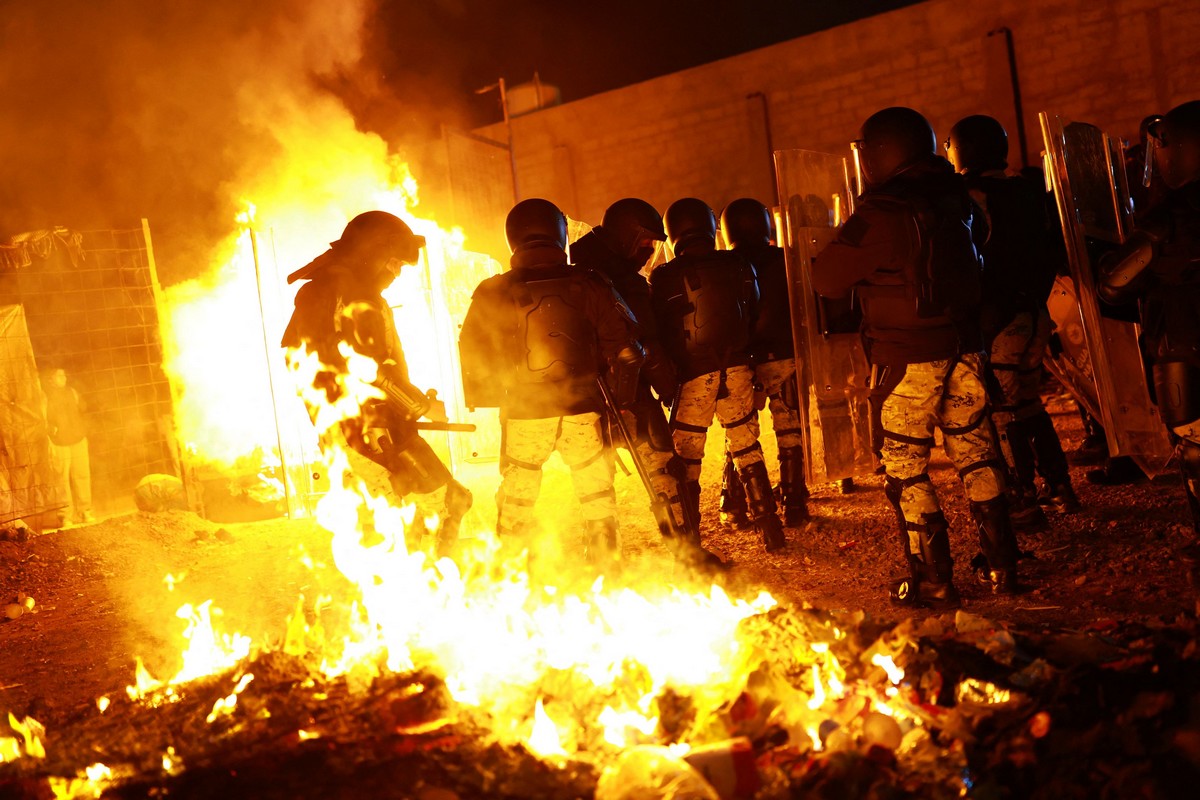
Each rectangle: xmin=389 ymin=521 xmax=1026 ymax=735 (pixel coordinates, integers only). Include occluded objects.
xmin=1143 ymin=115 xmax=1165 ymax=188
xmin=850 ymin=139 xmax=866 ymax=195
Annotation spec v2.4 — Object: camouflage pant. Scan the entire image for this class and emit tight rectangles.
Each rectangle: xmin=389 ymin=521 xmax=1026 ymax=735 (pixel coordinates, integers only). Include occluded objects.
xmin=673 ymin=365 xmax=764 ymax=481
xmin=627 ymin=438 xmax=689 ymax=529
xmin=989 ymin=310 xmax=1050 ymax=470
xmin=498 ymin=412 xmax=615 ymax=534
xmin=878 ymin=353 xmax=1006 ymax=528
xmin=746 ymin=357 xmax=804 ymax=450
xmin=1176 ymin=419 xmax=1200 ymax=446
xmin=338 ymin=430 xmax=454 ymax=548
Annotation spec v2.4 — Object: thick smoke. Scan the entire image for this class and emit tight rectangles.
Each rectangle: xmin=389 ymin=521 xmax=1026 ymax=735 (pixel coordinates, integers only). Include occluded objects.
xmin=0 ymin=0 xmax=470 ymax=285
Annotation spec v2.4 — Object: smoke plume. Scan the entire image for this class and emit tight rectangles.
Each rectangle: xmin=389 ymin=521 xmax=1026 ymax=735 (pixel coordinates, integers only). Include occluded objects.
xmin=0 ymin=0 xmax=470 ymax=285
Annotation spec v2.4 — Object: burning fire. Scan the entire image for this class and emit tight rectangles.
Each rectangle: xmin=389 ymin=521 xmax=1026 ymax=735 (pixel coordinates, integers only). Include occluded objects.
xmin=1 ymin=160 xmax=1022 ymax=793
xmin=3 ymin=151 xmax=989 ymax=795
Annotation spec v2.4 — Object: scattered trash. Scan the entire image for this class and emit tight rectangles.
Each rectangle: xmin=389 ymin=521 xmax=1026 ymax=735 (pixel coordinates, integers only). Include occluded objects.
xmin=596 ymin=745 xmax=719 ymax=800
xmin=134 ymin=474 xmax=188 ymax=513
xmin=682 ymin=738 xmax=760 ymax=800
xmin=1 ymin=593 xmax=37 ymax=622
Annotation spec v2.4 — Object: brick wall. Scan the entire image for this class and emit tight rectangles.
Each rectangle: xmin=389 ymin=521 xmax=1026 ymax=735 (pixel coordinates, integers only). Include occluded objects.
xmin=474 ymin=0 xmax=1200 ymax=229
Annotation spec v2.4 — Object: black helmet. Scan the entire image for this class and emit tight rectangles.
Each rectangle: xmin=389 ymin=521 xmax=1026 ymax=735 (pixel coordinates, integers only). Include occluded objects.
xmin=287 ymin=210 xmax=424 ymax=284
xmin=334 ymin=210 xmax=425 ymax=264
xmin=946 ymin=115 xmax=1008 ymax=173
xmin=720 ymin=198 xmax=773 ymax=248
xmin=664 ymin=197 xmax=717 ymax=254
xmin=505 ymin=198 xmax=568 ymax=253
xmin=1149 ymin=100 xmax=1200 ymax=190
xmin=601 ymin=198 xmax=665 ymax=260
xmin=857 ymin=106 xmax=937 ymax=186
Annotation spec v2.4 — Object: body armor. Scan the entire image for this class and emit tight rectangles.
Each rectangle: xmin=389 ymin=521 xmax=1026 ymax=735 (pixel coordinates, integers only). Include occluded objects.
xmin=1102 ymin=183 xmax=1200 ymax=420
xmin=736 ymin=243 xmax=794 ymax=362
xmin=966 ymin=171 xmax=1059 ymax=338
xmin=830 ymin=158 xmax=984 ymax=364
xmin=650 ymin=249 xmax=758 ymax=380
xmin=515 ymin=273 xmax=602 ymax=383
xmin=461 ymin=259 xmax=639 ymax=419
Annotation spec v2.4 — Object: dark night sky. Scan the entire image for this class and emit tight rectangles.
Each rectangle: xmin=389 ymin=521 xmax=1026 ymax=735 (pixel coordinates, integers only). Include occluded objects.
xmin=360 ymin=0 xmax=924 ymax=127
xmin=0 ymin=0 xmax=922 ymax=283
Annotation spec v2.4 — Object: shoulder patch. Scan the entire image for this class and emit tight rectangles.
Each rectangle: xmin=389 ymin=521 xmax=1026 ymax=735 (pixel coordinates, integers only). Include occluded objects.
xmin=840 ymin=214 xmax=871 ymax=247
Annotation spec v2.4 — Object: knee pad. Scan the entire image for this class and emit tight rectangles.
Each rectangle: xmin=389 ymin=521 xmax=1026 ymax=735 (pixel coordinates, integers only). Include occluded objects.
xmin=884 ymin=472 xmax=930 ymax=510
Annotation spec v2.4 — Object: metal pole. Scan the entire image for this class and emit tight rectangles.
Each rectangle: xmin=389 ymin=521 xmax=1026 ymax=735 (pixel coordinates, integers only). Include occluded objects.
xmin=987 ymin=27 xmax=1029 ymax=168
xmin=247 ymin=225 xmax=293 ymax=518
xmin=499 ymin=77 xmax=520 ymax=202
xmin=748 ymin=91 xmax=778 ymax=204
xmin=475 ymin=78 xmax=520 ymax=203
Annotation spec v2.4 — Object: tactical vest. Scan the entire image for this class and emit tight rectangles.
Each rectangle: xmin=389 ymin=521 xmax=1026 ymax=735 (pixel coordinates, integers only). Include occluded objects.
xmin=968 ymin=172 xmax=1058 ymax=324
xmin=654 ymin=250 xmax=755 ymax=378
xmin=905 ymin=182 xmax=983 ymax=324
xmin=738 ymin=244 xmax=794 ymax=361
xmin=858 ymin=173 xmax=984 ymax=354
xmin=511 ymin=272 xmax=601 ymax=385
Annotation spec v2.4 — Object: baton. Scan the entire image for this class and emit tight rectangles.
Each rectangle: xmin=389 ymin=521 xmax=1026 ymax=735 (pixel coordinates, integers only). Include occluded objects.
xmin=414 ymin=421 xmax=476 ymax=432
xmin=596 ymin=378 xmax=655 ymax=498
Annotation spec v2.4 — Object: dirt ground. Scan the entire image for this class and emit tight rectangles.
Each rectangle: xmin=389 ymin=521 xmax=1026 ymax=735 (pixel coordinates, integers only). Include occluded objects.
xmin=1 ymin=394 xmax=1195 ymax=733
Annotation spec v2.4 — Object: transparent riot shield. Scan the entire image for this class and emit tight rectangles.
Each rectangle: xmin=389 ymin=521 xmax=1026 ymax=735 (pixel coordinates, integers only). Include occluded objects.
xmin=774 ymin=149 xmax=875 ymax=483
xmin=1039 ymin=113 xmax=1173 ymax=475
xmin=1043 ymin=274 xmax=1101 ymax=423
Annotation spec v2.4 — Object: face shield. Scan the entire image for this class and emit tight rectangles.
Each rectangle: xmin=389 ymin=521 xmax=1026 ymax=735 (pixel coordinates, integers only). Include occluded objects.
xmin=850 ymin=139 xmax=866 ymax=196
xmin=1143 ymin=115 xmax=1165 ymax=189
xmin=942 ymin=135 xmax=958 ymax=172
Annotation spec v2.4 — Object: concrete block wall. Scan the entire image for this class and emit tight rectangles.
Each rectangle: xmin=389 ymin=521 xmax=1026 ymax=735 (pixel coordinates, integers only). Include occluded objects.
xmin=476 ymin=0 xmax=1200 ymax=227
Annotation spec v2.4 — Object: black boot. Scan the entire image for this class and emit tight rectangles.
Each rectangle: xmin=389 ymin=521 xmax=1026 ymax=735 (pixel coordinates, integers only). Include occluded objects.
xmin=583 ymin=517 xmax=620 ymax=564
xmin=778 ymin=446 xmax=811 ymax=526
xmin=1086 ymin=456 xmax=1145 ymax=485
xmin=655 ymin=471 xmax=730 ymax=572
xmin=913 ymin=511 xmax=960 ymax=607
xmin=684 ymin=479 xmax=702 ymax=534
xmin=1037 ymin=481 xmax=1081 ymax=514
xmin=672 ymin=534 xmax=731 ymax=573
xmin=1025 ymin=410 xmax=1080 ymax=513
xmin=435 ymin=480 xmax=472 ymax=559
xmin=1027 ymin=410 xmax=1071 ymax=482
xmin=1181 ymin=442 xmax=1200 ymax=537
xmin=740 ymin=461 xmax=786 ymax=552
xmin=719 ymin=454 xmax=752 ymax=529
xmin=883 ymin=477 xmax=958 ymax=607
xmin=1005 ymin=417 xmax=1049 ymax=530
xmin=969 ymin=496 xmax=1020 ymax=594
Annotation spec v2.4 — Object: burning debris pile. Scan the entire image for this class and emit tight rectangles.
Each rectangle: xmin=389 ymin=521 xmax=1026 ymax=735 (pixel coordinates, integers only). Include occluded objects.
xmin=2 ymin=584 xmax=1198 ymax=799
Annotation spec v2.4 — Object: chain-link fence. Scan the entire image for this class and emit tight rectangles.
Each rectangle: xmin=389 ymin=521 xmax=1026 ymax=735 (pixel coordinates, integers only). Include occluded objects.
xmin=2 ymin=224 xmax=178 ymax=521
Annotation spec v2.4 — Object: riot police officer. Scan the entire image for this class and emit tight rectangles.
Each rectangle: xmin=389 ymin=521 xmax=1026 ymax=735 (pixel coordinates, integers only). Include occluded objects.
xmin=282 ymin=211 xmax=472 ymax=556
xmin=718 ymin=198 xmax=810 ymax=527
xmin=945 ymin=115 xmax=1080 ymax=526
xmin=813 ymin=107 xmax=1018 ymax=603
xmin=1099 ymin=100 xmax=1200 ymax=538
xmin=570 ymin=198 xmax=725 ymax=568
xmin=650 ymin=198 xmax=787 ymax=552
xmin=459 ymin=198 xmax=644 ymax=561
